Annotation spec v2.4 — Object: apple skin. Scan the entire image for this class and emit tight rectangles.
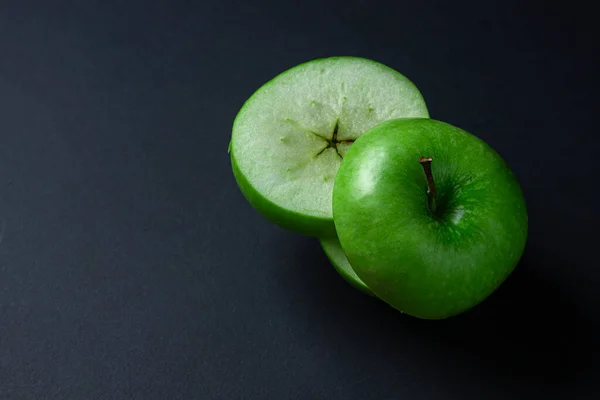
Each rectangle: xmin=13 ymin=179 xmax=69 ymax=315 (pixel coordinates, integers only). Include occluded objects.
xmin=332 ymin=118 xmax=528 ymax=319
xmin=320 ymin=236 xmax=374 ymax=296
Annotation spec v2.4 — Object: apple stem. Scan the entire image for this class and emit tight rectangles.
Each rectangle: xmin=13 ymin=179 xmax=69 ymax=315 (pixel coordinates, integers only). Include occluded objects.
xmin=419 ymin=157 xmax=437 ymax=214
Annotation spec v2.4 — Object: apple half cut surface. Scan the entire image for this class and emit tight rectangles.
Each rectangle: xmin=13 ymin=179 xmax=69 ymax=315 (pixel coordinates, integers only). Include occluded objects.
xmin=230 ymin=56 xmax=429 ymax=237
xmin=320 ymin=237 xmax=373 ymax=296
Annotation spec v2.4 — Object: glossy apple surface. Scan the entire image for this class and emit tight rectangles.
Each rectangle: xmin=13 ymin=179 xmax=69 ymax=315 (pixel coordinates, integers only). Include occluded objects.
xmin=333 ymin=118 xmax=528 ymax=319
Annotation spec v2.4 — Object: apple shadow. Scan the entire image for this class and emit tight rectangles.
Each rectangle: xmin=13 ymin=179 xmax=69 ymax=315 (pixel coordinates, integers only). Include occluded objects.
xmin=275 ymin=235 xmax=596 ymax=390
xmin=426 ymin=247 xmax=596 ymax=384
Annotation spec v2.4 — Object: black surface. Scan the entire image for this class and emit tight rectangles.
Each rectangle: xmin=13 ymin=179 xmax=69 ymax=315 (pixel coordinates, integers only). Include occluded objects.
xmin=1 ymin=1 xmax=598 ymax=398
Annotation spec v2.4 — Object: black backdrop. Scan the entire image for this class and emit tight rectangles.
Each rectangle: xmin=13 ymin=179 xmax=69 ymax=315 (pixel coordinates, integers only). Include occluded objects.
xmin=1 ymin=1 xmax=598 ymax=399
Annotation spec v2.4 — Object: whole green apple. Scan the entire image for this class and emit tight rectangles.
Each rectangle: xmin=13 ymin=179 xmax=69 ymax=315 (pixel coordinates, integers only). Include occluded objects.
xmin=332 ymin=118 xmax=528 ymax=319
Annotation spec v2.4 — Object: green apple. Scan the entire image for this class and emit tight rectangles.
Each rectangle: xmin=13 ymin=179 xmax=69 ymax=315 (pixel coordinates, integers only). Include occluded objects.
xmin=230 ymin=56 xmax=429 ymax=237
xmin=332 ymin=118 xmax=528 ymax=319
xmin=320 ymin=237 xmax=373 ymax=296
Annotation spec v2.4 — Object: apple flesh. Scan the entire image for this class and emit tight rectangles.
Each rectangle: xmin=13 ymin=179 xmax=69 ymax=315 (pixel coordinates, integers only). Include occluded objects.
xmin=333 ymin=118 xmax=528 ymax=319
xmin=230 ymin=57 xmax=429 ymax=237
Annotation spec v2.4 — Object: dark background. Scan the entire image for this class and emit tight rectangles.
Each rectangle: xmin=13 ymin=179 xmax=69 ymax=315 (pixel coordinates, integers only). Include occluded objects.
xmin=1 ymin=0 xmax=598 ymax=398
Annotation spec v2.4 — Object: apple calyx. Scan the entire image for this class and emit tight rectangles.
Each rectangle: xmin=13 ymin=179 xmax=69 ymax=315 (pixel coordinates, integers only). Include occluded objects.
xmin=419 ymin=156 xmax=437 ymax=214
